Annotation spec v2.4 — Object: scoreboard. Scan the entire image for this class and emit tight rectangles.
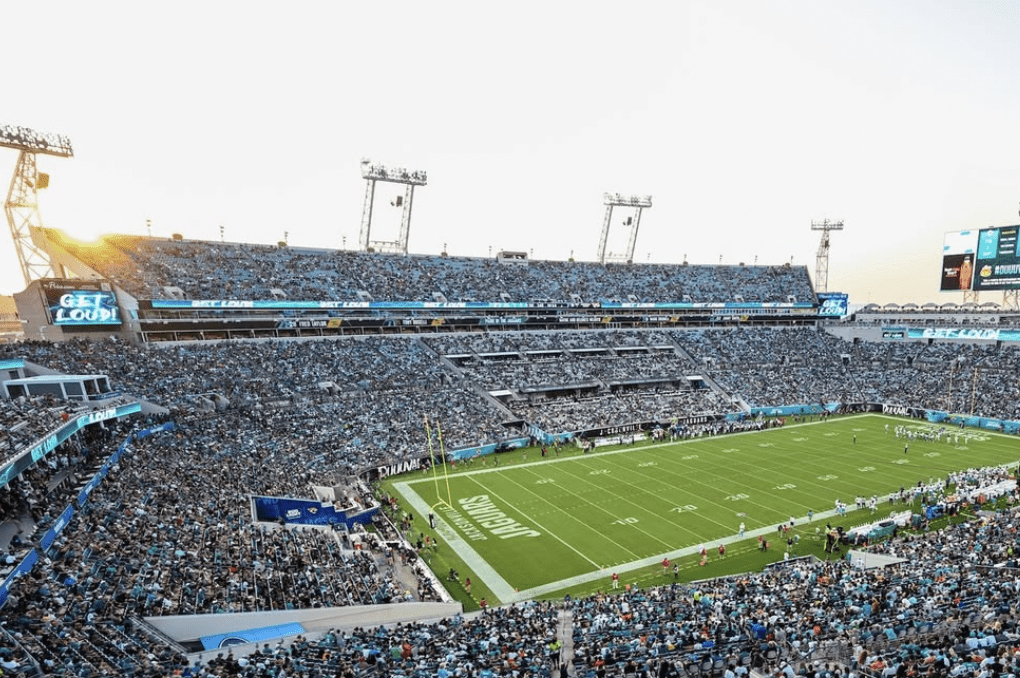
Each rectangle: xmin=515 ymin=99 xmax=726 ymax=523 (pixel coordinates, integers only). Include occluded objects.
xmin=42 ymin=279 xmax=122 ymax=326
xmin=941 ymin=225 xmax=1020 ymax=292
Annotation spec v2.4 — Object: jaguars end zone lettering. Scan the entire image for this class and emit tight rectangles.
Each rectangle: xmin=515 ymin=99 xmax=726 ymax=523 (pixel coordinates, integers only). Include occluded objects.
xmin=458 ymin=495 xmax=540 ymax=539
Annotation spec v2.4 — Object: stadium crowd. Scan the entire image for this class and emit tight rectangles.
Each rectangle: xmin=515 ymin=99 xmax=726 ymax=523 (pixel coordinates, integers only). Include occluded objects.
xmin=1 ymin=323 xmax=1019 ymax=677
xmin=54 ymin=233 xmax=815 ymax=305
xmin=8 ymin=325 xmax=1020 ymax=459
xmin=4 ymin=239 xmax=1020 ymax=676
xmin=0 ymin=396 xmax=90 ymax=466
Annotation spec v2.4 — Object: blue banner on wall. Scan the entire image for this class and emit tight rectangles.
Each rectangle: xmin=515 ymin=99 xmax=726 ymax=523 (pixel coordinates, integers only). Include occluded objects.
xmin=135 ymin=421 xmax=176 ymax=440
xmin=0 ymin=548 xmax=39 ymax=610
xmin=78 ymin=468 xmax=105 ymax=507
xmin=929 ymin=411 xmax=1019 ymax=434
xmin=0 ymin=358 xmax=24 ymax=371
xmin=152 ymin=298 xmax=815 ymax=312
xmin=200 ymin=622 xmax=306 ymax=650
xmin=39 ymin=504 xmax=75 ymax=552
xmin=447 ymin=437 xmax=530 ymax=462
xmin=252 ymin=496 xmax=379 ymax=528
xmin=253 ymin=496 xmax=342 ymax=526
xmin=904 ymin=327 xmax=1020 ymax=342
xmin=742 ymin=403 xmax=838 ymax=418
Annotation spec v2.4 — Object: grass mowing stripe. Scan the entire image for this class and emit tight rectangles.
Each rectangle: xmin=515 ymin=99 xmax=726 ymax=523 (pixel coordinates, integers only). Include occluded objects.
xmin=536 ymin=461 xmax=700 ymax=549
xmin=464 ymin=472 xmax=609 ymax=569
xmin=617 ymin=449 xmax=794 ymax=531
xmin=593 ymin=455 xmax=742 ymax=536
xmin=639 ymin=424 xmax=851 ymax=514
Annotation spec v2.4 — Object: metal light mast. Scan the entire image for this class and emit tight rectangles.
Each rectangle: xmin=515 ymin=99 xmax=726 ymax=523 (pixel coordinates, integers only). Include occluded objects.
xmin=810 ymin=219 xmax=843 ymax=293
xmin=358 ymin=158 xmax=427 ymax=254
xmin=597 ymin=193 xmax=653 ymax=264
xmin=2 ymin=123 xmax=74 ymax=286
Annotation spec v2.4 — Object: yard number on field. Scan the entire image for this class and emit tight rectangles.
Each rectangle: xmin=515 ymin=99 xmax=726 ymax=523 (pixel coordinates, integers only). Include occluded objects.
xmin=670 ymin=505 xmax=698 ymax=513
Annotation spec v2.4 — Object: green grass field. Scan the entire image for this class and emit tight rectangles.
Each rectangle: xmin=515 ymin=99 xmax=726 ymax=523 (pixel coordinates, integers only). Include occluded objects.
xmin=382 ymin=413 xmax=1020 ymax=607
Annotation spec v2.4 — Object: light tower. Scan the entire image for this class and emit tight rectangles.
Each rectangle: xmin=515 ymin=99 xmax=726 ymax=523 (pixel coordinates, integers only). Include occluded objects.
xmin=1006 ymin=288 xmax=1019 ymax=311
xmin=810 ymin=219 xmax=843 ymax=293
xmin=2 ymin=123 xmax=74 ymax=286
xmin=358 ymin=158 xmax=427 ymax=254
xmin=597 ymin=193 xmax=652 ymax=264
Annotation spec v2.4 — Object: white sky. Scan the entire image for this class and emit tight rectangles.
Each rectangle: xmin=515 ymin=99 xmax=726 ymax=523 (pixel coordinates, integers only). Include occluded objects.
xmin=1 ymin=1 xmax=1018 ymax=306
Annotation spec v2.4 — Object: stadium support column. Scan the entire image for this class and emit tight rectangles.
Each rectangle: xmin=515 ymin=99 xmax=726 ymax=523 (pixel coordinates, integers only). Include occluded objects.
xmin=597 ymin=203 xmax=613 ymax=264
xmin=597 ymin=193 xmax=653 ymax=265
xmin=397 ymin=183 xmax=415 ymax=255
xmin=1 ymin=123 xmax=74 ymax=287
xmin=357 ymin=158 xmax=427 ymax=255
xmin=811 ymin=219 xmax=844 ymax=293
xmin=358 ymin=173 xmax=376 ymax=251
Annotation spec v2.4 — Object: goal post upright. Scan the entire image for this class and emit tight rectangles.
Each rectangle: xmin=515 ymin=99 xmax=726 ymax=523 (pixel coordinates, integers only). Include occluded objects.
xmin=423 ymin=415 xmax=454 ymax=511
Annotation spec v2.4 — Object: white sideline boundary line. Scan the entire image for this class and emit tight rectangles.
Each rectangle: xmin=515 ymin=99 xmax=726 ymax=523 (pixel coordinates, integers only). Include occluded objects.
xmin=392 ymin=481 xmax=517 ymax=601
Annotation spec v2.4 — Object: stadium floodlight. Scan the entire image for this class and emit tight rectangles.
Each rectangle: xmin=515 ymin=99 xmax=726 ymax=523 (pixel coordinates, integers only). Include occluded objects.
xmin=360 ymin=160 xmax=427 ymax=186
xmin=810 ymin=219 xmax=843 ymax=293
xmin=603 ymin=193 xmax=653 ymax=208
xmin=3 ymin=123 xmax=74 ymax=287
xmin=358 ymin=158 xmax=427 ymax=254
xmin=0 ymin=124 xmax=73 ymax=158
xmin=597 ymin=192 xmax=653 ymax=264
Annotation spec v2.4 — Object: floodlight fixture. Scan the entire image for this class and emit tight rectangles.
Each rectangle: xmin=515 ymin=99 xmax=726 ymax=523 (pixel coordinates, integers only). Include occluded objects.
xmin=597 ymin=192 xmax=653 ymax=264
xmin=0 ymin=124 xmax=73 ymax=158
xmin=358 ymin=158 xmax=427 ymax=254
xmin=603 ymin=193 xmax=653 ymax=208
xmin=360 ymin=158 xmax=427 ymax=186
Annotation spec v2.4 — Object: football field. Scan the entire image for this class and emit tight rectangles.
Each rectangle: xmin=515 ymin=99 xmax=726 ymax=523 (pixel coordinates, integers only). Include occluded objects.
xmin=387 ymin=414 xmax=1020 ymax=603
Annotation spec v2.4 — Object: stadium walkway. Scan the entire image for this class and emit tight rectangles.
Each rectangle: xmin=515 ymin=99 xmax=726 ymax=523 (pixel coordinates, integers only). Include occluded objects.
xmin=557 ymin=606 xmax=575 ymax=675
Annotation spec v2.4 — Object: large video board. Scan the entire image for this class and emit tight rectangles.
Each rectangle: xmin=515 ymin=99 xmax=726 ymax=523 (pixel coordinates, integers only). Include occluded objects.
xmin=940 ymin=230 xmax=977 ymax=291
xmin=941 ymin=225 xmax=1020 ymax=292
xmin=42 ymin=279 xmax=122 ymax=326
xmin=973 ymin=225 xmax=1020 ymax=291
xmin=816 ymin=292 xmax=849 ymax=317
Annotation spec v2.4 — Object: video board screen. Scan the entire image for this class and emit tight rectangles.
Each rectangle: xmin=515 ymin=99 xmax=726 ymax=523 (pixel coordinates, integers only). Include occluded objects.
xmin=942 ymin=226 xmax=1020 ymax=292
xmin=940 ymin=230 xmax=977 ymax=291
xmin=42 ymin=279 xmax=122 ymax=326
xmin=972 ymin=225 xmax=1020 ymax=291
xmin=816 ymin=292 xmax=849 ymax=317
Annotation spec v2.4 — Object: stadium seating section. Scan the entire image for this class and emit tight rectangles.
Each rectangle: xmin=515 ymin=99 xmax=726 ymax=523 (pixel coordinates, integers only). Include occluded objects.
xmin=2 ymin=242 xmax=1020 ymax=677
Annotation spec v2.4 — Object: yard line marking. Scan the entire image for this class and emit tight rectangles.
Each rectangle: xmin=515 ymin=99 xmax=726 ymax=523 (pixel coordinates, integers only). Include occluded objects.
xmin=533 ymin=463 xmax=702 ymax=544
xmin=513 ymin=465 xmax=682 ymax=552
xmin=465 ymin=474 xmax=626 ymax=568
xmin=632 ymin=448 xmax=814 ymax=520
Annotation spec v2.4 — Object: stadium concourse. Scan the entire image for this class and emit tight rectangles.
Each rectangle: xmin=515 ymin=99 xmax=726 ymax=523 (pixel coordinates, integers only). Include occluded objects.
xmin=2 ymin=242 xmax=1020 ymax=677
